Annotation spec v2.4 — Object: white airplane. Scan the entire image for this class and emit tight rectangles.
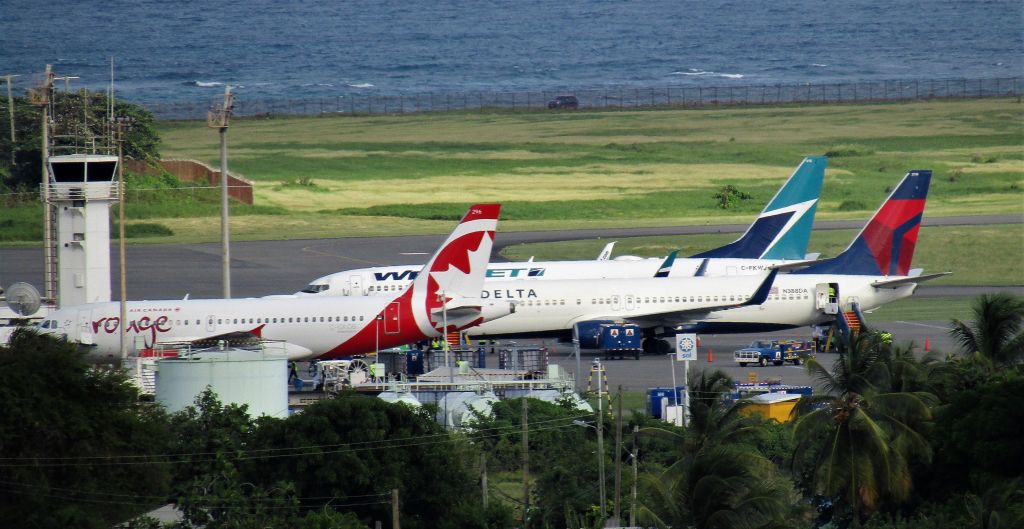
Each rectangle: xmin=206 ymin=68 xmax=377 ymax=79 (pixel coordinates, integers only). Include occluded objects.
xmin=36 ymin=205 xmax=513 ymax=361
xmin=464 ymin=170 xmax=946 ymax=354
xmin=296 ymin=156 xmax=827 ymax=296
xmin=674 ymin=170 xmax=949 ymax=337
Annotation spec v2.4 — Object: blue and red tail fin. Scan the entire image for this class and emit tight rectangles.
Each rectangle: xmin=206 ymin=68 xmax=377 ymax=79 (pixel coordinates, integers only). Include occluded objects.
xmin=797 ymin=170 xmax=931 ymax=276
xmin=691 ymin=156 xmax=826 ymax=260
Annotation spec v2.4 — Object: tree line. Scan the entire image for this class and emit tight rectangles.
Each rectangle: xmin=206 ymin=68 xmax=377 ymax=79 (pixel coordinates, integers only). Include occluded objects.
xmin=0 ymin=293 xmax=1021 ymax=528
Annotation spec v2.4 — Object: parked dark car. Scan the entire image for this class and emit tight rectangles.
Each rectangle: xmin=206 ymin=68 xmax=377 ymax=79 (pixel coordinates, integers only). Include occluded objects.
xmin=547 ymin=95 xmax=579 ymax=109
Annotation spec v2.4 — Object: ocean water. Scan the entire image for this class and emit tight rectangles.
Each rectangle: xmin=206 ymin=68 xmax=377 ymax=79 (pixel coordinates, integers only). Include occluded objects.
xmin=1 ymin=0 xmax=1020 ymax=106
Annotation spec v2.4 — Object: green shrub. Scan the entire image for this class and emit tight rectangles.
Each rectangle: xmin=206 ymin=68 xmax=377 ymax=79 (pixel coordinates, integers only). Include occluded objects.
xmin=838 ymin=200 xmax=868 ymax=211
xmin=124 ymin=222 xmax=174 ymax=238
xmin=824 ymin=144 xmax=875 ymax=157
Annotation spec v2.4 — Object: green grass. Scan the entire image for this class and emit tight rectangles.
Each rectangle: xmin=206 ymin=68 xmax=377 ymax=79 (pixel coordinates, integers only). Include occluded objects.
xmin=498 ymin=225 xmax=1024 ymax=286
xmin=3 ymin=98 xmax=1021 ymax=246
xmin=862 ymin=296 xmax=975 ymax=323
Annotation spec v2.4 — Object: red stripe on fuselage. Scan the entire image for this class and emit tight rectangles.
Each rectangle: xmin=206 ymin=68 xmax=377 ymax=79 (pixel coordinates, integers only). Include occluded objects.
xmin=319 ymin=289 xmax=424 ymax=359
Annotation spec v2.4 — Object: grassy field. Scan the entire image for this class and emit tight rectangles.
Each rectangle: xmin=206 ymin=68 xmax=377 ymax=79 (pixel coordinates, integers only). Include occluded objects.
xmin=499 ymin=225 xmax=1024 ymax=286
xmin=3 ymin=98 xmax=1021 ymax=247
xmin=155 ymin=98 xmax=1022 ymax=224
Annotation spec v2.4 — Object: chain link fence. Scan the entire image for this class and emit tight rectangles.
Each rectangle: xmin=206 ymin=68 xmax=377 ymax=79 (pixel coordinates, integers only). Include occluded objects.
xmin=149 ymin=77 xmax=1021 ymax=120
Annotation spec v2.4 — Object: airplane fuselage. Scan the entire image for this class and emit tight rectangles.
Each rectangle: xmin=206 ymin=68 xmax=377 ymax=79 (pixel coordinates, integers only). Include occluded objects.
xmin=300 ymin=257 xmax=799 ymax=297
xmin=38 ymin=294 xmax=508 ymax=361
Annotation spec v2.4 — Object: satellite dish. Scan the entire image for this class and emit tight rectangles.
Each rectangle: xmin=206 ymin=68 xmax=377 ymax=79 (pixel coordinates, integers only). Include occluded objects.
xmin=6 ymin=282 xmax=42 ymax=316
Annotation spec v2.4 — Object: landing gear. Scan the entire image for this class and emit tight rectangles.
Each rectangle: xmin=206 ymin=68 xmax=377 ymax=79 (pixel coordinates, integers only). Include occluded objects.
xmin=642 ymin=338 xmax=673 ymax=355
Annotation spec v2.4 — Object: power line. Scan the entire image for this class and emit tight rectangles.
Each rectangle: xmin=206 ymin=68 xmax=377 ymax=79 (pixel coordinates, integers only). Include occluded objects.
xmin=0 ymin=414 xmax=593 ymax=468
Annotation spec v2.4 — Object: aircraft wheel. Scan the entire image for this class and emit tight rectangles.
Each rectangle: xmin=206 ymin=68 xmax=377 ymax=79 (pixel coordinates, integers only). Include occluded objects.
xmin=642 ymin=338 xmax=657 ymax=355
xmin=657 ymin=339 xmax=672 ymax=355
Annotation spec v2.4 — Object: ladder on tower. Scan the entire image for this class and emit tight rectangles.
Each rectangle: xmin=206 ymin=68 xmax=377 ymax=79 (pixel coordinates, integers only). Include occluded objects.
xmin=42 ymin=202 xmax=59 ymax=303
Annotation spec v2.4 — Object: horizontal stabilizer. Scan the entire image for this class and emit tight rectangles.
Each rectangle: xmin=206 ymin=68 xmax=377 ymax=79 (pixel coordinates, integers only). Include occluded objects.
xmin=871 ymin=272 xmax=951 ymax=289
xmin=770 ymin=259 xmax=818 ymax=272
xmin=741 ymin=269 xmax=779 ymax=306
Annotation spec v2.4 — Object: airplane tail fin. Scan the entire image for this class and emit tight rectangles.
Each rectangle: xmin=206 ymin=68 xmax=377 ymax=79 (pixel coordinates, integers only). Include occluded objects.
xmin=692 ymin=156 xmax=826 ymax=260
xmin=410 ymin=204 xmax=502 ymax=333
xmin=797 ymin=170 xmax=931 ymax=276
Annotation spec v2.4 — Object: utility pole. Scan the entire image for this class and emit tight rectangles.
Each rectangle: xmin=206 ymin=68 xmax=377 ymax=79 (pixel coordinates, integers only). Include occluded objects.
xmin=480 ymin=451 xmax=488 ymax=509
xmin=521 ymin=397 xmax=530 ymax=524
xmin=391 ymin=488 xmax=400 ymax=529
xmin=614 ymin=384 xmax=623 ymax=523
xmin=2 ymin=74 xmax=19 ymax=167
xmin=32 ymin=65 xmax=56 ymax=303
xmin=115 ymin=117 xmax=133 ymax=361
xmin=630 ymin=425 xmax=638 ymax=528
xmin=207 ymin=86 xmax=234 ymax=298
xmin=597 ymin=374 xmax=607 ymax=522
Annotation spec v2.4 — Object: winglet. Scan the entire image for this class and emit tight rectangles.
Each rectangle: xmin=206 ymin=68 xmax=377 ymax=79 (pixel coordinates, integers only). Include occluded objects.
xmin=741 ymin=269 xmax=779 ymax=307
xmin=797 ymin=170 xmax=931 ymax=276
xmin=655 ymin=251 xmax=678 ymax=278
xmin=694 ymin=258 xmax=710 ymax=277
xmin=597 ymin=241 xmax=617 ymax=261
xmin=691 ymin=156 xmax=826 ymax=260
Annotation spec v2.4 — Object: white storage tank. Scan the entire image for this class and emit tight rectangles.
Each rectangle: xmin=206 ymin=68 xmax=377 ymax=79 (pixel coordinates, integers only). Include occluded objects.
xmin=155 ymin=349 xmax=288 ymax=418
xmin=437 ymin=391 xmax=499 ymax=429
xmin=378 ymin=390 xmax=423 ymax=409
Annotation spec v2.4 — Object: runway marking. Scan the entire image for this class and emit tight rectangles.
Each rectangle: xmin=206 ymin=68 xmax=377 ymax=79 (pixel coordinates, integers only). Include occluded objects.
xmin=894 ymin=321 xmax=949 ymax=330
xmin=400 ymin=252 xmax=429 ymax=255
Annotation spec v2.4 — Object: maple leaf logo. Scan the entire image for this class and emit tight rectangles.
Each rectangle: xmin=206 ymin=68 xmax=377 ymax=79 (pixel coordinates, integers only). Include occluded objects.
xmin=427 ymin=233 xmax=491 ymax=329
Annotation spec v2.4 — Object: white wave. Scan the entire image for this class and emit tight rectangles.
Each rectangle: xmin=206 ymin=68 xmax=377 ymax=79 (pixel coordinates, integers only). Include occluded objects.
xmin=194 ymin=81 xmax=223 ymax=88
xmin=670 ymin=69 xmax=743 ymax=79
xmin=348 ymin=82 xmax=375 ymax=88
xmin=811 ymin=63 xmax=829 ymax=67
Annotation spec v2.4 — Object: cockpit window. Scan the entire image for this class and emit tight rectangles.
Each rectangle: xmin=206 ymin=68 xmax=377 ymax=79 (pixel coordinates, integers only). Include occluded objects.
xmin=300 ymin=284 xmax=329 ymax=294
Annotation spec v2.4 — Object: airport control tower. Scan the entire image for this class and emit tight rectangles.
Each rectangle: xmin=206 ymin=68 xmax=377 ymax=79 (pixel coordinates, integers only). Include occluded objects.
xmin=45 ymin=154 xmax=119 ymax=308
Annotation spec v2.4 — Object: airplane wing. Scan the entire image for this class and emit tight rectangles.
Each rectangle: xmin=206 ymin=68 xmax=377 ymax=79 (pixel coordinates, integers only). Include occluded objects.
xmin=871 ymin=272 xmax=951 ymax=289
xmin=152 ymin=325 xmax=314 ymax=360
xmin=571 ymin=269 xmax=779 ymax=327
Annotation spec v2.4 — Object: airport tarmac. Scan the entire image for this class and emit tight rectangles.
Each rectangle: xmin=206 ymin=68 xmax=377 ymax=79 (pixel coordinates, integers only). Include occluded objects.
xmin=502 ymin=319 xmax=958 ymax=393
xmin=0 ymin=215 xmax=1019 ymax=300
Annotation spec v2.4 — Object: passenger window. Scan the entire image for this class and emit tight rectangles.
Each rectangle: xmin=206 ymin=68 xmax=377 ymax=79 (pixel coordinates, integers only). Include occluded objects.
xmin=217 ymin=319 xmax=222 ymax=324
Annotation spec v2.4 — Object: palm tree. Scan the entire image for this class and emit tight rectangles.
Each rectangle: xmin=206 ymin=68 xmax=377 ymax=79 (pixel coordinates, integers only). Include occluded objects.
xmin=634 ymin=369 xmax=802 ymax=529
xmin=794 ymin=332 xmax=937 ymax=520
xmin=950 ymin=293 xmax=1024 ymax=366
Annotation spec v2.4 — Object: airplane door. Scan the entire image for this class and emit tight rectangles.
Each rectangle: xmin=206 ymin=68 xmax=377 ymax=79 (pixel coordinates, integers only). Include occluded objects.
xmin=350 ymin=275 xmax=363 ymax=296
xmin=206 ymin=315 xmax=216 ymax=332
xmin=845 ymin=296 xmax=860 ymax=312
xmin=815 ymin=284 xmax=829 ymax=310
xmin=625 ymin=294 xmax=635 ymax=310
xmin=384 ymin=301 xmax=400 ymax=334
xmin=611 ymin=295 xmax=621 ymax=311
xmin=77 ymin=310 xmax=94 ymax=344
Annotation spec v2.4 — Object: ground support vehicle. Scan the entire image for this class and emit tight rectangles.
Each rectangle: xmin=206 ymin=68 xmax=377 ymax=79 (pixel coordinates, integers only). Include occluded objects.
xmin=733 ymin=339 xmax=813 ymax=367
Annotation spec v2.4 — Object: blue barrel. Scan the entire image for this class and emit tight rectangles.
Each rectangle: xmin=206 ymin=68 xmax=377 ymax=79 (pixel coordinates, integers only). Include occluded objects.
xmin=647 ymin=386 xmax=686 ymax=418
xmin=477 ymin=347 xmax=486 ymax=369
